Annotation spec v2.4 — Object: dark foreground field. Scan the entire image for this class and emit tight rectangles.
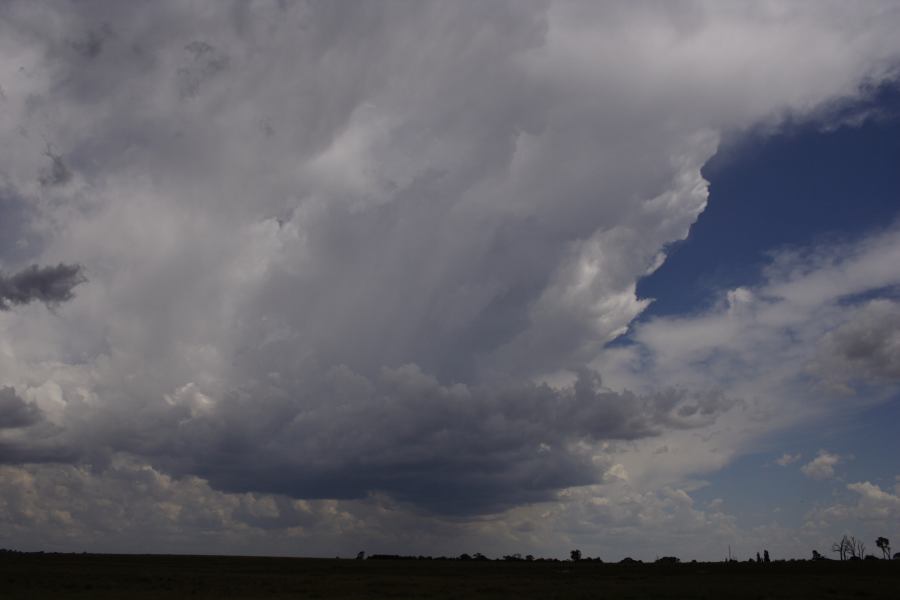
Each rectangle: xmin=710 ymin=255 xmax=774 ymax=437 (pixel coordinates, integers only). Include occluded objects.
xmin=2 ymin=553 xmax=899 ymax=599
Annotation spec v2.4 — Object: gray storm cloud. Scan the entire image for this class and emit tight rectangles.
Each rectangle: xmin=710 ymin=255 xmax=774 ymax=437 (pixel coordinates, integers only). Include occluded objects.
xmin=0 ymin=0 xmax=899 ymax=534
xmin=102 ymin=365 xmax=735 ymax=515
xmin=0 ymin=263 xmax=85 ymax=310
xmin=0 ymin=387 xmax=41 ymax=429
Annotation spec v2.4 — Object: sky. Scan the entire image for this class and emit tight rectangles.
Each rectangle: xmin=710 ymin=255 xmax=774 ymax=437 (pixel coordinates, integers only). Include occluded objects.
xmin=0 ymin=1 xmax=899 ymax=561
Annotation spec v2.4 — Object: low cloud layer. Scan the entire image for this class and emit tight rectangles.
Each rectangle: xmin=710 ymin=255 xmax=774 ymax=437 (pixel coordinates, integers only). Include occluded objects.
xmin=0 ymin=1 xmax=899 ymax=555
xmin=134 ymin=367 xmax=738 ymax=515
xmin=0 ymin=363 xmax=737 ymax=515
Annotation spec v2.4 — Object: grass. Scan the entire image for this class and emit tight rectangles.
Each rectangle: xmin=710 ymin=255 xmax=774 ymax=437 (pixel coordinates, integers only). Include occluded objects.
xmin=1 ymin=553 xmax=898 ymax=599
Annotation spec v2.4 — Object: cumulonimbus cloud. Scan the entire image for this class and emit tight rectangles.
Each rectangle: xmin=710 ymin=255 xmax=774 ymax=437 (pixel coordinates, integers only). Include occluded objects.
xmin=0 ymin=0 xmax=899 ymax=551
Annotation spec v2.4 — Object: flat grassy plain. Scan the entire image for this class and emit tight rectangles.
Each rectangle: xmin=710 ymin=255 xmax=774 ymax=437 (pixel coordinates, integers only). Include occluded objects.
xmin=1 ymin=553 xmax=898 ymax=599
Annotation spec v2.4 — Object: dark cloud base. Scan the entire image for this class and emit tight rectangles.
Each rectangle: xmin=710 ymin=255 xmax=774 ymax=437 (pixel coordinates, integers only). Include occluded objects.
xmin=0 ymin=263 xmax=86 ymax=310
xmin=97 ymin=366 xmax=736 ymax=516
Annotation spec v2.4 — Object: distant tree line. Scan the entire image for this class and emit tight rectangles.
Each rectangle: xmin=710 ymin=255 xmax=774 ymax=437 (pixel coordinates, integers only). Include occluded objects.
xmin=358 ymin=535 xmax=898 ymax=564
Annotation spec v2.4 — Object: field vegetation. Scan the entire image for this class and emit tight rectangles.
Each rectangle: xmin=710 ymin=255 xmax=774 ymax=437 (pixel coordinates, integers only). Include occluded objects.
xmin=2 ymin=551 xmax=899 ymax=599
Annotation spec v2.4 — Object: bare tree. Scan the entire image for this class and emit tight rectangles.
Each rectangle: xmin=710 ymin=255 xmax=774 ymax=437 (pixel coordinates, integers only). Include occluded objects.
xmin=832 ymin=535 xmax=849 ymax=561
xmin=876 ymin=537 xmax=891 ymax=560
xmin=846 ymin=536 xmax=866 ymax=559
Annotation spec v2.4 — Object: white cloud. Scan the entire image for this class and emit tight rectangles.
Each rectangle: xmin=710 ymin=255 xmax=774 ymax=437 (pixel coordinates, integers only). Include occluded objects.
xmin=812 ymin=300 xmax=900 ymax=390
xmin=621 ymin=226 xmax=900 ymax=399
xmin=802 ymin=451 xmax=841 ymax=480
xmin=847 ymin=481 xmax=900 ymax=512
xmin=582 ymin=224 xmax=900 ymax=494
xmin=775 ymin=453 xmax=802 ymax=467
xmin=805 ymin=480 xmax=900 ymax=534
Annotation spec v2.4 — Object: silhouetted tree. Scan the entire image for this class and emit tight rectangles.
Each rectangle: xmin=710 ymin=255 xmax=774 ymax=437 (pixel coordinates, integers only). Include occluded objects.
xmin=570 ymin=549 xmax=582 ymax=562
xmin=847 ymin=536 xmax=865 ymax=560
xmin=525 ymin=554 xmax=534 ymax=562
xmin=763 ymin=550 xmax=770 ymax=563
xmin=755 ymin=552 xmax=761 ymax=563
xmin=832 ymin=535 xmax=849 ymax=560
xmin=876 ymin=537 xmax=891 ymax=560
xmin=356 ymin=551 xmax=365 ymax=560
xmin=811 ymin=550 xmax=824 ymax=561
